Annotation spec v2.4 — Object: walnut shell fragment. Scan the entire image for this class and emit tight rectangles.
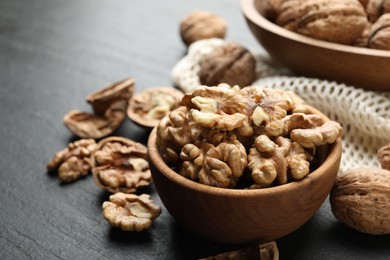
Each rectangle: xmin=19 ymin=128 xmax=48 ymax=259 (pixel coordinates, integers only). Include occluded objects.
xmin=179 ymin=10 xmax=227 ymax=46
xmin=199 ymin=42 xmax=256 ymax=88
xmin=92 ymin=136 xmax=152 ymax=193
xmin=378 ymin=141 xmax=390 ymax=170
xmin=64 ymin=78 xmax=134 ymax=139
xmin=127 ymin=87 xmax=184 ymax=129
xmin=201 ymin=241 xmax=279 ymax=260
xmin=102 ymin=192 xmax=161 ymax=231
xmin=47 ymin=139 xmax=97 ymax=182
xmin=330 ymin=168 xmax=390 ymax=235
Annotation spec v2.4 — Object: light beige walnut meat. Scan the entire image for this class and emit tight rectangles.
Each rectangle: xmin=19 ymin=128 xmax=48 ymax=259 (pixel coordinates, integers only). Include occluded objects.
xmin=276 ymin=0 xmax=368 ymax=45
xmin=180 ymin=137 xmax=247 ymax=188
xmin=378 ymin=141 xmax=390 ymax=170
xmin=64 ymin=78 xmax=134 ymax=139
xmin=102 ymin=192 xmax=161 ymax=231
xmin=330 ymin=168 xmax=390 ymax=235
xmin=201 ymin=241 xmax=279 ymax=260
xmin=199 ymin=42 xmax=256 ymax=88
xmin=368 ymin=13 xmax=390 ymax=50
xmin=127 ymin=86 xmax=184 ymax=129
xmin=156 ymin=84 xmax=342 ymax=189
xmin=179 ymin=11 xmax=227 ymax=46
xmin=47 ymin=139 xmax=97 ymax=182
xmin=92 ymin=136 xmax=152 ymax=193
xmin=248 ymin=135 xmax=310 ymax=187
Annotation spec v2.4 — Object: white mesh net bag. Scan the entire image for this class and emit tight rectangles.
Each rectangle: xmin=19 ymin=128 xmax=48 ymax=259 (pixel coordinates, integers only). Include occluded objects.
xmin=171 ymin=39 xmax=390 ymax=174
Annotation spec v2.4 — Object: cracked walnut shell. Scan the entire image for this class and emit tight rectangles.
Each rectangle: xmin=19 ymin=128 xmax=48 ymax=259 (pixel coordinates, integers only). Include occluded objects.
xmin=199 ymin=42 xmax=256 ymax=88
xmin=64 ymin=78 xmax=134 ymax=139
xmin=47 ymin=139 xmax=97 ymax=182
xmin=179 ymin=10 xmax=227 ymax=46
xmin=127 ymin=87 xmax=184 ymax=129
xmin=102 ymin=192 xmax=161 ymax=231
xmin=92 ymin=136 xmax=152 ymax=193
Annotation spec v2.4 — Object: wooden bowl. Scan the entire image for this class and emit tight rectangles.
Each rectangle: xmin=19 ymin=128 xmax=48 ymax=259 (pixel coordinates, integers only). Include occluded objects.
xmin=241 ymin=0 xmax=390 ymax=91
xmin=147 ymin=128 xmax=342 ymax=244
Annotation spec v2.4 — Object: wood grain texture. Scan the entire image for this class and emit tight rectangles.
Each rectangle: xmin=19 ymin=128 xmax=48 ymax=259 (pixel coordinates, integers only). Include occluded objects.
xmin=0 ymin=0 xmax=389 ymax=259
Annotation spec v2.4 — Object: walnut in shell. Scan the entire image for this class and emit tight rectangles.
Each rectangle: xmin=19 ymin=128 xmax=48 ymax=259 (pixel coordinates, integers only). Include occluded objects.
xmin=330 ymin=168 xmax=390 ymax=235
xmin=64 ymin=78 xmax=134 ymax=139
xmin=276 ymin=0 xmax=368 ymax=45
xmin=102 ymin=192 xmax=161 ymax=231
xmin=378 ymin=141 xmax=390 ymax=170
xmin=365 ymin=0 xmax=390 ymax=23
xmin=198 ymin=42 xmax=256 ymax=88
xmin=179 ymin=11 xmax=227 ymax=46
xmin=127 ymin=87 xmax=184 ymax=129
xmin=47 ymin=139 xmax=97 ymax=182
xmin=92 ymin=136 xmax=152 ymax=193
xmin=368 ymin=13 xmax=390 ymax=50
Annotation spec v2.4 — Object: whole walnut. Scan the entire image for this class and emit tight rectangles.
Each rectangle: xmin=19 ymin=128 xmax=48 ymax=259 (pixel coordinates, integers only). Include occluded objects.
xmin=179 ymin=11 xmax=227 ymax=46
xmin=276 ymin=0 xmax=368 ymax=45
xmin=365 ymin=0 xmax=390 ymax=23
xmin=368 ymin=13 xmax=390 ymax=50
xmin=198 ymin=42 xmax=256 ymax=88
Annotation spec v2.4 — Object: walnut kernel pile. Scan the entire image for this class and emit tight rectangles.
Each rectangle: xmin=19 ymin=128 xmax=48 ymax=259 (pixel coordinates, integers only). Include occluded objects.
xmin=157 ymin=84 xmax=343 ymax=188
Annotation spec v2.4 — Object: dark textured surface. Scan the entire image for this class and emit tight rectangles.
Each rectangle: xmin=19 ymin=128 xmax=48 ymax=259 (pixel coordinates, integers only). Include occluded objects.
xmin=0 ymin=0 xmax=389 ymax=259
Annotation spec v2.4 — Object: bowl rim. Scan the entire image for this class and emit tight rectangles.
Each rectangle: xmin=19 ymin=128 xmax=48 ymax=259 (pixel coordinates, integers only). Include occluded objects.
xmin=147 ymin=127 xmax=342 ymax=198
xmin=241 ymin=0 xmax=390 ymax=58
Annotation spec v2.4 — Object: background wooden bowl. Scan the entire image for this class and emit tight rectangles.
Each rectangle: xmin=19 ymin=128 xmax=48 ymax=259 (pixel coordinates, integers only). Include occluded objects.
xmin=147 ymin=127 xmax=342 ymax=244
xmin=241 ymin=0 xmax=390 ymax=91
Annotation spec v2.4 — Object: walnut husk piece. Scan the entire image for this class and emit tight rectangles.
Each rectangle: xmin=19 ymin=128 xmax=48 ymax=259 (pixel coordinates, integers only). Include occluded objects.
xmin=127 ymin=86 xmax=184 ymax=129
xmin=199 ymin=42 xmax=256 ymax=88
xmin=102 ymin=192 xmax=161 ymax=231
xmin=92 ymin=136 xmax=152 ymax=193
xmin=179 ymin=10 xmax=227 ymax=46
xmin=47 ymin=139 xmax=97 ymax=182
xmin=64 ymin=78 xmax=134 ymax=139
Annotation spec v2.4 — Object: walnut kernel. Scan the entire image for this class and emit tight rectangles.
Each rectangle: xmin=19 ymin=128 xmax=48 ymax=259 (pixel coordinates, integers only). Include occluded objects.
xmin=102 ymin=193 xmax=161 ymax=231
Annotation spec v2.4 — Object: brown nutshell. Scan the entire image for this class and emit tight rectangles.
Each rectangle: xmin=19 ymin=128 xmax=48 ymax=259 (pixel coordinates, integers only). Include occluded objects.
xmin=378 ymin=141 xmax=390 ymax=170
xmin=179 ymin=10 xmax=227 ymax=46
xmin=199 ymin=42 xmax=256 ymax=88
xmin=368 ymin=13 xmax=390 ymax=50
xmin=330 ymin=168 xmax=390 ymax=235
xmin=127 ymin=86 xmax=184 ymax=129
xmin=91 ymin=136 xmax=152 ymax=193
xmin=64 ymin=78 xmax=134 ymax=139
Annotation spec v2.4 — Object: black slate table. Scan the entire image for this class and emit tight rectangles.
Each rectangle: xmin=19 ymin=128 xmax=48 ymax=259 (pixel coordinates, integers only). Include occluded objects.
xmin=1 ymin=0 xmax=389 ymax=259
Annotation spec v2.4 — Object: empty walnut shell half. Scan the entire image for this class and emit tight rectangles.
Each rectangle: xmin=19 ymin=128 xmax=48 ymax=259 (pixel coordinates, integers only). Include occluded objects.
xmin=92 ymin=136 xmax=152 ymax=193
xmin=102 ymin=192 xmax=161 ymax=231
xmin=87 ymin=77 xmax=135 ymax=114
xmin=199 ymin=42 xmax=256 ymax=88
xmin=127 ymin=87 xmax=184 ymax=129
xmin=64 ymin=78 xmax=134 ymax=139
xmin=368 ymin=13 xmax=390 ymax=50
xmin=179 ymin=10 xmax=227 ymax=46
